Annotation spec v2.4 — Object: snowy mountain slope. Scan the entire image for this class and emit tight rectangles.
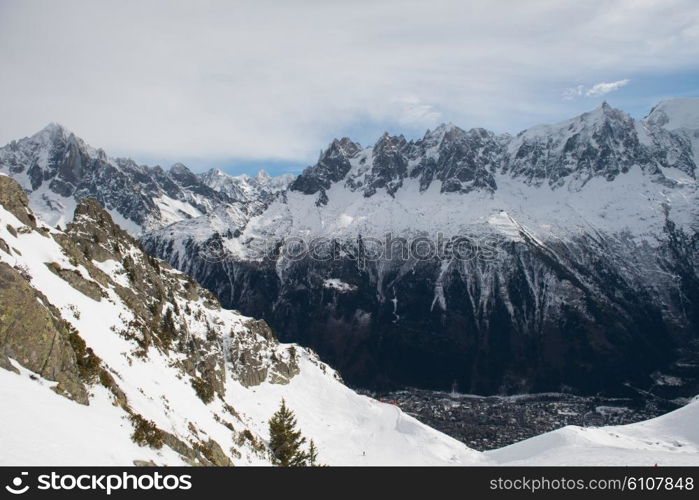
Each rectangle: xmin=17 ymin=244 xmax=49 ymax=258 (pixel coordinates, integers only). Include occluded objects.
xmin=0 ymin=174 xmax=477 ymax=466
xmin=142 ymin=100 xmax=699 ymax=396
xmin=0 ymin=125 xmax=291 ymax=233
xmin=646 ymin=98 xmax=699 ymax=168
xmin=0 ymin=364 xmax=188 ymax=466
xmin=486 ymin=397 xmax=699 ymax=466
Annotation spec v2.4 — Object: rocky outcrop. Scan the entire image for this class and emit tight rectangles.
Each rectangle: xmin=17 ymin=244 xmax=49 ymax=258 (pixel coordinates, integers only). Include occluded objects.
xmin=290 ymin=137 xmax=361 ymax=194
xmin=226 ymin=319 xmax=300 ymax=387
xmin=0 ymin=262 xmax=88 ymax=403
xmin=0 ymin=176 xmax=36 ymax=227
xmin=45 ymin=262 xmax=106 ymax=301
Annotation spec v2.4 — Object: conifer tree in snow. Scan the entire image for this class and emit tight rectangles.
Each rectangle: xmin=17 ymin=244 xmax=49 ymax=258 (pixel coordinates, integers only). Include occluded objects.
xmin=161 ymin=307 xmax=177 ymax=343
xmin=268 ymin=399 xmax=319 ymax=466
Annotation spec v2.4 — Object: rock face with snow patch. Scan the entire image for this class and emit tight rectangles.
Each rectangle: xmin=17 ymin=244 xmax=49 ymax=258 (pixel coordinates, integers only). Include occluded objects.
xmin=0 ymin=261 xmax=89 ymax=404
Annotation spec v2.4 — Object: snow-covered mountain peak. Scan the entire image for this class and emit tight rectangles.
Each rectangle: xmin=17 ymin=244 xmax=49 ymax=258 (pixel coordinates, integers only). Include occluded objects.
xmin=583 ymin=100 xmax=628 ymax=121
xmin=424 ymin=122 xmax=467 ymax=142
xmin=428 ymin=121 xmax=459 ymax=134
xmin=374 ymin=131 xmax=407 ymax=151
xmin=32 ymin=122 xmax=74 ymax=142
xmin=0 ymin=129 xmax=258 ymax=232
xmin=326 ymin=137 xmax=362 ymax=158
xmin=255 ymin=169 xmax=270 ymax=182
xmin=168 ymin=162 xmax=200 ymax=186
xmin=3 ymin=99 xmax=697 ymax=235
xmin=517 ymin=101 xmax=630 ymax=141
xmin=169 ymin=162 xmax=193 ymax=175
xmin=646 ymin=97 xmax=699 ymax=131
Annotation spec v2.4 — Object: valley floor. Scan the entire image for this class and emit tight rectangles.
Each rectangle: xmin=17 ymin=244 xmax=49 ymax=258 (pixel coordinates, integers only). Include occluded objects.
xmin=374 ymin=389 xmax=685 ymax=451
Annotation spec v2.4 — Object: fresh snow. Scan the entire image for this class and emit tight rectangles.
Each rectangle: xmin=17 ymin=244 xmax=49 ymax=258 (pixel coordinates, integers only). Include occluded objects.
xmin=0 ymin=362 xmax=187 ymax=466
xmin=323 ymin=278 xmax=357 ymax=293
xmin=485 ymin=397 xmax=699 ymax=466
xmin=154 ymin=195 xmax=204 ymax=226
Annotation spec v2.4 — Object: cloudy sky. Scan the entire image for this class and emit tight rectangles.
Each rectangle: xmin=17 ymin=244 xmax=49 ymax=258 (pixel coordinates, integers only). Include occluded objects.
xmin=1 ymin=0 xmax=698 ymax=175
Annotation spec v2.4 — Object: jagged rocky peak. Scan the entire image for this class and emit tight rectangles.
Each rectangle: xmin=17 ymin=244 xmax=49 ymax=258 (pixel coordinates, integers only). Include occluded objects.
xmin=343 ymin=124 xmax=502 ymax=196
xmin=644 ymin=98 xmax=699 ymax=171
xmin=289 ymin=137 xmax=362 ymax=195
xmin=2 ymin=122 xmax=94 ymax=191
xmin=374 ymin=131 xmax=407 ymax=151
xmin=0 ymin=126 xmax=250 ymax=232
xmin=168 ymin=162 xmax=198 ymax=185
xmin=2 ymin=99 xmax=696 ymax=237
xmin=198 ymin=167 xmax=293 ymax=205
xmin=169 ymin=162 xmax=193 ymax=175
xmin=289 ymin=99 xmax=699 ymax=200
xmin=422 ymin=122 xmax=466 ymax=148
xmin=515 ymin=101 xmax=632 ymax=142
xmin=585 ymin=100 xmax=624 ymax=119
xmin=421 ymin=127 xmax=501 ymax=194
xmin=10 ymin=122 xmax=80 ymax=155
xmin=327 ymin=136 xmax=362 ymax=158
xmin=365 ymin=133 xmax=410 ymax=195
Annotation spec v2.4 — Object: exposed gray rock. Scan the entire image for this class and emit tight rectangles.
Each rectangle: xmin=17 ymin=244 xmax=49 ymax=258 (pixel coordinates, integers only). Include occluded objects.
xmin=0 ymin=262 xmax=88 ymax=404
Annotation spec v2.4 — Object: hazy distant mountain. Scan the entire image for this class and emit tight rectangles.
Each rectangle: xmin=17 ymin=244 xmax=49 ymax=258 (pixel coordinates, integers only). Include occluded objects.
xmin=0 ymin=124 xmax=292 ymax=233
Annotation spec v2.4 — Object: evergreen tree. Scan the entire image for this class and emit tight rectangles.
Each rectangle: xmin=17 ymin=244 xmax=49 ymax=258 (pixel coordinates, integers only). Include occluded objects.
xmin=268 ymin=399 xmax=308 ymax=466
xmin=307 ymin=439 xmax=319 ymax=467
xmin=161 ymin=307 xmax=177 ymax=343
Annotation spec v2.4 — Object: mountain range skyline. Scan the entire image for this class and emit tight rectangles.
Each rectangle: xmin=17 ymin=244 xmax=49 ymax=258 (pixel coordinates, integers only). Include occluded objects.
xmin=5 ymin=97 xmax=698 ymax=179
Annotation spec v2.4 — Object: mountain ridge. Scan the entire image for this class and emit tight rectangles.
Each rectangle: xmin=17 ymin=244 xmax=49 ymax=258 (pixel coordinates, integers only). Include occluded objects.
xmin=0 ymin=124 xmax=293 ymax=233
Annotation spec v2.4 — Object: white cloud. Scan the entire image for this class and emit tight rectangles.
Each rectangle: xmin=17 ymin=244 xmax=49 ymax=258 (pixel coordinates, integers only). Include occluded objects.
xmin=0 ymin=0 xmax=697 ymax=169
xmin=563 ymin=79 xmax=631 ymax=100
xmin=586 ymin=79 xmax=631 ymax=96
